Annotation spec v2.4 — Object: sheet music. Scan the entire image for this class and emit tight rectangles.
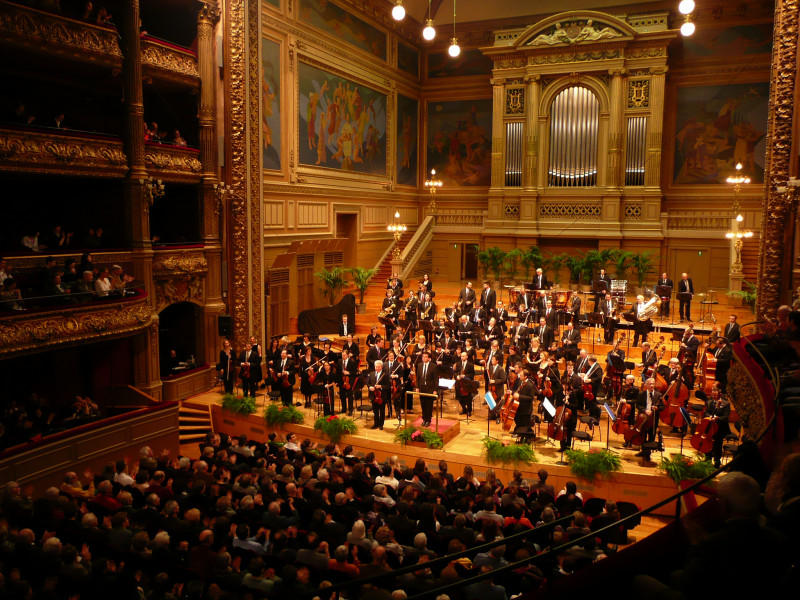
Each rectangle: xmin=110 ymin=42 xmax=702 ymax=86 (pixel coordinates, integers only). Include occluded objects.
xmin=603 ymin=402 xmax=617 ymax=421
xmin=542 ymin=398 xmax=556 ymax=417
xmin=439 ymin=378 xmax=456 ymax=389
xmin=485 ymin=392 xmax=497 ymax=410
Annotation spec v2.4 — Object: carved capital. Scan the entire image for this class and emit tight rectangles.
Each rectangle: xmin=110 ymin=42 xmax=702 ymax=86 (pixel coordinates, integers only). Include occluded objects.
xmin=198 ymin=1 xmax=221 ymax=25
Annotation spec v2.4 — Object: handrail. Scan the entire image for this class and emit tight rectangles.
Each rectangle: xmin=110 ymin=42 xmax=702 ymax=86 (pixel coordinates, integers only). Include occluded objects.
xmin=399 ymin=215 xmax=434 ymax=280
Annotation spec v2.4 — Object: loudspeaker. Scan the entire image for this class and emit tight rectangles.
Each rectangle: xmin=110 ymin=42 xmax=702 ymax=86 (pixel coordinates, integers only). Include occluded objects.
xmin=218 ymin=315 xmax=232 ymax=337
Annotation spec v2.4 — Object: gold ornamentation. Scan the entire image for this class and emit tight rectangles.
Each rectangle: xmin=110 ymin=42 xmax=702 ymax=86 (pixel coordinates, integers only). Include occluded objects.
xmin=505 ymin=88 xmax=524 ymax=115
xmin=757 ymin=0 xmax=798 ymax=318
xmin=152 ymin=252 xmax=209 ymax=277
xmin=529 ymin=49 xmax=620 ymax=65
xmin=667 ymin=216 xmax=729 ymax=230
xmin=141 ymin=39 xmax=201 ymax=82
xmin=528 ymin=20 xmax=625 ymax=46
xmin=155 ymin=276 xmax=205 ymax=308
xmin=726 ymin=360 xmax=765 ymax=441
xmin=0 ymin=3 xmax=122 ymax=62
xmin=624 ymin=204 xmax=643 ymax=221
xmin=144 ymin=147 xmax=203 ymax=178
xmin=0 ymin=297 xmax=154 ymax=358
xmin=539 ymin=203 xmax=601 ymax=221
xmin=503 ymin=202 xmax=521 ymax=220
xmin=628 ymin=80 xmax=650 ymax=108
xmin=248 ymin=0 xmax=262 ymax=341
xmin=0 ymin=129 xmax=127 ymax=173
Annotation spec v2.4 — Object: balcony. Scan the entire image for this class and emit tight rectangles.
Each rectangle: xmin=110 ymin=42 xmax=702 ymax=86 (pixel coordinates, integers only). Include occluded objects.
xmin=0 ymin=1 xmax=122 ymax=68
xmin=144 ymin=141 xmax=203 ymax=182
xmin=0 ymin=125 xmax=126 ymax=177
xmin=0 ymin=289 xmax=154 ymax=358
xmin=141 ymin=35 xmax=200 ymax=87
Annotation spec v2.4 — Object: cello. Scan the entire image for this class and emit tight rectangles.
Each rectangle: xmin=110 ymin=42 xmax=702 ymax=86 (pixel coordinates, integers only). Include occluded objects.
xmin=660 ymin=363 xmax=690 ymax=428
xmin=501 ymin=373 xmax=523 ymax=431
xmin=624 ymin=409 xmax=655 ymax=447
xmin=548 ymin=403 xmax=571 ymax=441
xmin=643 ymin=337 xmax=666 ymax=379
xmin=612 ymin=382 xmax=633 ymax=435
xmin=690 ymin=416 xmax=718 ymax=454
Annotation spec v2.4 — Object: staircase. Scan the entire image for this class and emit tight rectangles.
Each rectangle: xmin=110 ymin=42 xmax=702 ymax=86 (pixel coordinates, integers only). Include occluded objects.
xmin=375 ymin=230 xmax=414 ymax=282
xmin=178 ymin=400 xmax=213 ymax=444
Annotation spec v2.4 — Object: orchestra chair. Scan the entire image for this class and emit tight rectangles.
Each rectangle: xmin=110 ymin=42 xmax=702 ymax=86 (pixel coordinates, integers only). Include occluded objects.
xmin=579 ymin=415 xmax=601 ymax=442
xmin=571 ymin=429 xmax=592 ymax=449
xmin=515 ymin=428 xmax=536 ymax=445
xmin=313 ymin=393 xmax=328 ymax=417
xmin=267 ymin=390 xmax=282 ymax=402
xmin=722 ymin=433 xmax=740 ymax=465
xmin=354 ymin=388 xmax=373 ymax=423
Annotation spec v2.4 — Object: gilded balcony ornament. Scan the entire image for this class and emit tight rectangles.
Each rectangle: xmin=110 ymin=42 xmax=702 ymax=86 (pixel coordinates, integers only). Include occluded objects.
xmin=152 ymin=252 xmax=208 ymax=277
xmin=141 ymin=39 xmax=200 ymax=82
xmin=0 ymin=129 xmax=127 ymax=174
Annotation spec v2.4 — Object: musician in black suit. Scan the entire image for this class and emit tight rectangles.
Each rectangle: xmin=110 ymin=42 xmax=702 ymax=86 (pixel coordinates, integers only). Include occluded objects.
xmin=713 ymin=338 xmax=733 ymax=390
xmin=580 ymin=355 xmax=603 ymax=419
xmin=724 ymin=314 xmax=741 ymax=343
xmin=480 ymin=281 xmax=496 ymax=312
xmin=509 ymin=318 xmax=529 ymax=352
xmin=415 ymin=351 xmax=438 ymax=427
xmin=533 ymin=317 xmax=554 ymax=350
xmin=569 ymin=293 xmax=582 ymax=326
xmin=419 ymin=292 xmax=437 ymax=343
xmin=704 ymin=388 xmax=731 ymax=467
xmin=453 ymin=351 xmax=475 ymax=416
xmin=481 ymin=317 xmax=503 ymax=352
xmin=368 ymin=360 xmax=391 ymax=430
xmin=657 ymin=273 xmax=674 ymax=318
xmin=456 ymin=314 xmax=474 ymax=343
xmin=618 ymin=374 xmax=640 ymax=430
xmin=365 ymin=340 xmax=382 ymax=372
xmin=629 ymin=295 xmax=653 ymax=347
xmin=514 ymin=368 xmax=537 ymax=433
xmin=486 ymin=353 xmax=507 ymax=422
xmin=338 ymin=314 xmax=354 ymax=337
xmin=387 ymin=275 xmax=403 ymax=298
xmin=338 ymin=349 xmax=359 ymax=415
xmin=469 ymin=305 xmax=488 ymax=329
xmin=381 ymin=289 xmax=398 ymax=339
xmin=541 ymin=302 xmax=558 ymax=328
xmin=575 ymin=349 xmax=590 ymax=374
xmin=239 ymin=337 xmax=262 ymax=398
xmin=678 ymin=273 xmax=694 ymax=321
xmin=531 ymin=268 xmax=551 ymax=290
xmin=637 ymin=342 xmax=658 ymax=375
xmin=276 ymin=349 xmax=295 ymax=406
xmin=342 ymin=333 xmax=360 ymax=359
xmin=593 ymin=269 xmax=613 ymax=311
xmin=493 ymin=301 xmax=510 ymax=330
xmin=634 ymin=378 xmax=663 ymax=462
xmin=560 ymin=321 xmax=581 ymax=362
xmin=517 ymin=290 xmax=534 ymax=319
xmin=598 ymin=293 xmax=618 ymax=343
xmin=458 ymin=282 xmax=477 ymax=312
xmin=217 ymin=340 xmax=238 ymax=395
xmin=420 ymin=274 xmax=433 ymax=294
xmin=680 ymin=327 xmax=701 ymax=369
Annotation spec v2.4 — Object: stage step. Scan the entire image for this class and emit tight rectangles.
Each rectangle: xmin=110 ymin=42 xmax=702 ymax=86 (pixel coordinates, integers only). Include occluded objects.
xmin=179 ymin=401 xmax=213 ymax=441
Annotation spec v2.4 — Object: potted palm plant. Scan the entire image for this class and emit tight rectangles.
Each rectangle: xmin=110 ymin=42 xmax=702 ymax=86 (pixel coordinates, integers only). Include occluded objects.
xmin=546 ymin=253 xmax=568 ymax=286
xmin=504 ymin=248 xmax=524 ymax=285
xmin=476 ymin=246 xmax=507 ymax=288
xmin=314 ymin=266 xmax=348 ymax=305
xmin=347 ymin=266 xmax=377 ymax=314
xmin=631 ymin=251 xmax=655 ymax=295
xmin=565 ymin=255 xmax=585 ymax=291
xmin=520 ymin=246 xmax=545 ymax=281
xmin=611 ymin=250 xmax=634 ymax=282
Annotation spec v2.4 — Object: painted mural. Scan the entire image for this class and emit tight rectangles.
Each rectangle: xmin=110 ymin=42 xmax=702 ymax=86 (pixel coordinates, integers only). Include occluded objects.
xmin=262 ymin=38 xmax=281 ymax=171
xmin=427 ymin=99 xmax=492 ymax=187
xmin=680 ymin=24 xmax=773 ymax=61
xmin=397 ymin=43 xmax=419 ymax=78
xmin=298 ymin=0 xmax=387 ymax=61
xmin=427 ymin=49 xmax=493 ymax=79
xmin=396 ymin=94 xmax=418 ymax=186
xmin=673 ymin=82 xmax=768 ymax=184
xmin=298 ymin=62 xmax=387 ymax=175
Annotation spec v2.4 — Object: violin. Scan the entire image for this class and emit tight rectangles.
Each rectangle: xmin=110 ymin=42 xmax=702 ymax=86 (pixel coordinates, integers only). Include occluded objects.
xmin=544 ymin=375 xmax=553 ymax=397
xmin=281 ymin=370 xmax=291 ymax=388
xmin=307 ymin=358 xmax=323 ymax=385
xmin=343 ymin=372 xmax=351 ymax=390
xmin=582 ymin=372 xmax=595 ymax=403
xmin=239 ymin=361 xmax=250 ymax=380
xmin=374 ymin=386 xmax=383 ymax=405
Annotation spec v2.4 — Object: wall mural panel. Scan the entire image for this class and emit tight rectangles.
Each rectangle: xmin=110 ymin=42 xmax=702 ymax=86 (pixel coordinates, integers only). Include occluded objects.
xmin=679 ymin=24 xmax=773 ymax=61
xmin=298 ymin=0 xmax=387 ymax=61
xmin=426 ymin=99 xmax=492 ymax=187
xmin=396 ymin=94 xmax=418 ymax=186
xmin=397 ymin=43 xmax=419 ymax=78
xmin=262 ymin=37 xmax=281 ymax=170
xmin=673 ymin=82 xmax=768 ymax=184
xmin=298 ymin=62 xmax=387 ymax=175
xmin=427 ymin=49 xmax=493 ymax=79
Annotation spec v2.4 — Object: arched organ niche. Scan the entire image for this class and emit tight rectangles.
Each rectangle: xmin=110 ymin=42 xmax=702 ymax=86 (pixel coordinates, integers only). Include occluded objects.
xmin=481 ymin=11 xmax=676 ymax=235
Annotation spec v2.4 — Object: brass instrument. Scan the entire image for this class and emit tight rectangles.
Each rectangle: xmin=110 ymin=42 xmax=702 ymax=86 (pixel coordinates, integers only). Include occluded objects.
xmin=420 ymin=303 xmax=432 ymax=319
xmin=378 ymin=301 xmax=396 ymax=318
xmin=404 ymin=294 xmax=418 ymax=312
xmin=638 ymin=295 xmax=661 ymax=321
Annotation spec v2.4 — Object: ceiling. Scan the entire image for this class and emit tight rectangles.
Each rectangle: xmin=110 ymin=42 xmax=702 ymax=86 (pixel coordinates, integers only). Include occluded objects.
xmin=396 ymin=0 xmax=664 ymax=26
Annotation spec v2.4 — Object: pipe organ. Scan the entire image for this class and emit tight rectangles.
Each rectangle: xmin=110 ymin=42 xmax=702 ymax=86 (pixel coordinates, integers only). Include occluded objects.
xmin=548 ymin=86 xmax=599 ymax=187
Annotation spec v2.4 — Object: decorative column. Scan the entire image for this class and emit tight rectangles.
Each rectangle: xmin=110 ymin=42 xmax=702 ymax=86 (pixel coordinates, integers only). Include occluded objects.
xmin=197 ymin=1 xmax=225 ymax=365
xmin=119 ymin=0 xmax=160 ymax=398
xmin=523 ymin=75 xmax=540 ymax=190
xmin=606 ymin=69 xmax=625 ymax=188
xmin=490 ymin=78 xmax=505 ymax=189
xmin=757 ymin=0 xmax=799 ymax=318
xmin=645 ymin=66 xmax=667 ymax=188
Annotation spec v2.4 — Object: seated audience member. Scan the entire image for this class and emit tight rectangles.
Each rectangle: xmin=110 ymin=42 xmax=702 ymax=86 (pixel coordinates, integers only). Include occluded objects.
xmin=0 ymin=257 xmax=11 ymax=285
xmin=0 ymin=278 xmax=23 ymax=310
xmin=20 ymin=232 xmax=44 ymax=252
xmin=94 ymin=267 xmax=112 ymax=297
xmin=71 ymin=270 xmax=95 ymax=302
xmin=45 ymin=225 xmax=73 ymax=250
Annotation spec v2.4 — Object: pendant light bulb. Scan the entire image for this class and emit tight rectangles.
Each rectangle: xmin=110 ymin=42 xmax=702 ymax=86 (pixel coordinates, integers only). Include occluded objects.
xmin=423 ymin=18 xmax=436 ymax=40
xmin=392 ymin=1 xmax=405 ymax=21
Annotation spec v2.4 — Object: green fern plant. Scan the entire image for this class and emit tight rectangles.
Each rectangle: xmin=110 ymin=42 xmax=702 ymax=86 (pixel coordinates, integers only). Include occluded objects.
xmin=394 ymin=425 xmax=444 ymax=449
xmin=264 ymin=403 xmax=304 ymax=425
xmin=659 ymin=453 xmax=716 ymax=484
xmin=482 ymin=436 xmax=536 ymax=465
xmin=728 ymin=280 xmax=757 ymax=315
xmin=564 ymin=448 xmax=622 ymax=480
xmin=221 ymin=393 xmax=257 ymax=415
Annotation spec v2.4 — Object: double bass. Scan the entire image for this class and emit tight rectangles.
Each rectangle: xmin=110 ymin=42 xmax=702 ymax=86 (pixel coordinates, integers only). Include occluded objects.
xmin=690 ymin=416 xmax=719 ymax=454
xmin=660 ymin=363 xmax=690 ymax=428
xmin=501 ymin=373 xmax=522 ymax=431
xmin=548 ymin=403 xmax=571 ymax=441
xmin=612 ymin=383 xmax=633 ymax=435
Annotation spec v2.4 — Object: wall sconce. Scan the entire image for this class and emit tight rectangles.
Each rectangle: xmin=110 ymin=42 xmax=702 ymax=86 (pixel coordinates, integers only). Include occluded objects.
xmin=424 ymin=168 xmax=442 ymax=213
xmin=387 ymin=211 xmax=407 ymax=260
xmin=213 ymin=181 xmax=229 ymax=216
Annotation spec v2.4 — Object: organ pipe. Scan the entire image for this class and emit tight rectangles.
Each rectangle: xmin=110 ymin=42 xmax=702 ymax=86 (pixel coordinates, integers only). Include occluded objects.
xmin=548 ymin=86 xmax=599 ymax=187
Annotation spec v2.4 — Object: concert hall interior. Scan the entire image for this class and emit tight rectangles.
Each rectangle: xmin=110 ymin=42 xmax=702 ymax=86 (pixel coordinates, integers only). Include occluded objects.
xmin=2 ymin=0 xmax=800 ymax=597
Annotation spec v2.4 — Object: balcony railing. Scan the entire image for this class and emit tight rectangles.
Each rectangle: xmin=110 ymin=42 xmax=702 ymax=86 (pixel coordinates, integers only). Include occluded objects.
xmin=0 ymin=289 xmax=154 ymax=357
xmin=141 ymin=35 xmax=200 ymax=85
xmin=144 ymin=141 xmax=203 ymax=182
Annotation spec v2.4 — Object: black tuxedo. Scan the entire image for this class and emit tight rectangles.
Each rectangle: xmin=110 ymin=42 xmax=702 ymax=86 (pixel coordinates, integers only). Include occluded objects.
xmin=598 ymin=298 xmax=617 ymax=342
xmin=494 ymin=308 xmax=510 ymax=329
xmin=276 ymin=356 xmax=295 ymax=405
xmin=569 ymin=294 xmax=582 ymax=324
xmin=582 ymin=362 xmax=603 ymax=417
xmin=724 ymin=322 xmax=741 ymax=343
xmin=470 ymin=306 xmax=487 ymax=327
xmin=714 ymin=344 xmax=733 ymax=389
xmin=510 ymin=324 xmax=529 ymax=350
xmin=635 ymin=388 xmax=663 ymax=460
xmin=218 ymin=349 xmax=238 ymax=394
xmin=486 ymin=363 xmax=507 ymax=419
xmin=457 ymin=320 xmax=474 ymax=342
xmin=338 ymin=356 xmax=359 ymax=413
xmin=531 ymin=274 xmax=551 ymax=290
xmin=480 ymin=287 xmax=496 ymax=311
xmin=704 ymin=399 xmax=731 ymax=465
xmin=561 ymin=328 xmax=581 ymax=361
xmin=458 ymin=286 xmax=477 ymax=311
xmin=514 ymin=379 xmax=537 ymax=431
xmin=368 ymin=368 xmax=391 ymax=428
xmin=575 ymin=355 xmax=590 ymax=374
xmin=657 ymin=277 xmax=674 ymax=317
xmin=641 ymin=349 xmax=657 ymax=372
xmin=678 ymin=278 xmax=694 ymax=320
xmin=593 ymin=274 xmax=613 ymax=310
xmin=338 ymin=320 xmax=353 ymax=336
xmin=416 ymin=360 xmax=438 ymax=423
xmin=239 ymin=347 xmax=262 ymax=398
xmin=533 ymin=324 xmax=554 ymax=350
xmin=541 ymin=307 xmax=558 ymax=328
xmin=342 ymin=341 xmax=359 ymax=358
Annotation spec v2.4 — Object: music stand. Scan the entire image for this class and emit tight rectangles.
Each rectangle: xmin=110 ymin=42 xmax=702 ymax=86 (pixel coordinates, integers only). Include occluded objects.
xmin=592 ymin=280 xmax=609 ymax=313
xmin=587 ymin=312 xmax=604 ymax=351
xmin=655 ymin=285 xmax=672 ymax=322
xmin=485 ymin=391 xmax=497 ymax=439
xmin=603 ymin=402 xmax=616 ymax=451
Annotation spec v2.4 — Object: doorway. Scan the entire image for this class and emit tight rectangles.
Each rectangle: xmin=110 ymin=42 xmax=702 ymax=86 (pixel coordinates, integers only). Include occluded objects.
xmin=336 ymin=213 xmax=358 ymax=265
xmin=462 ymin=243 xmax=478 ymax=280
